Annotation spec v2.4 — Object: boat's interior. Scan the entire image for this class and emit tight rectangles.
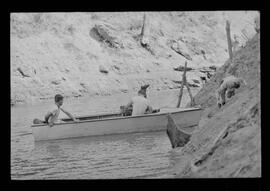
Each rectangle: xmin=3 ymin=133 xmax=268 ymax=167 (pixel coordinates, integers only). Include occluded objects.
xmin=61 ymin=108 xmax=162 ymax=122
xmin=32 ymin=107 xmax=200 ymax=126
xmin=61 ymin=113 xmax=123 ymax=122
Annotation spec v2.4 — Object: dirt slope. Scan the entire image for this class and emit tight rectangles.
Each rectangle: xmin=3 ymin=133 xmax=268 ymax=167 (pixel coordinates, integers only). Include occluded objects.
xmin=170 ymin=32 xmax=260 ymax=177
xmin=10 ymin=11 xmax=258 ymax=105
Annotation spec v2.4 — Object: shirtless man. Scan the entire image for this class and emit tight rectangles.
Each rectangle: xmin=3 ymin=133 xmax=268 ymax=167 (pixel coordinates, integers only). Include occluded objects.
xmin=125 ymin=86 xmax=153 ymax=116
xmin=44 ymin=94 xmax=78 ymax=127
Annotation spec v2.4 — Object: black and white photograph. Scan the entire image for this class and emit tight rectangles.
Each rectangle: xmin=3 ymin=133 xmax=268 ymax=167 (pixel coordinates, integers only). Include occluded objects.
xmin=10 ymin=11 xmax=261 ymax=180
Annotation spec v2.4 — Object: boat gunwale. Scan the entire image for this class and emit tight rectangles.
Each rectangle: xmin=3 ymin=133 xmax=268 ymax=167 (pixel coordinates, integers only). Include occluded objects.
xmin=31 ymin=107 xmax=202 ymax=128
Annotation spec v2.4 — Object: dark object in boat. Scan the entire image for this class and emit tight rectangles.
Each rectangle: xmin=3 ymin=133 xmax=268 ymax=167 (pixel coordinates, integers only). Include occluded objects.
xmin=33 ymin=118 xmax=46 ymax=124
xmin=166 ymin=114 xmax=191 ymax=148
xmin=120 ymin=105 xmax=160 ymax=116
xmin=152 ymin=109 xmax=160 ymax=113
xmin=145 ymin=108 xmax=160 ymax=114
xmin=120 ymin=105 xmax=133 ymax=116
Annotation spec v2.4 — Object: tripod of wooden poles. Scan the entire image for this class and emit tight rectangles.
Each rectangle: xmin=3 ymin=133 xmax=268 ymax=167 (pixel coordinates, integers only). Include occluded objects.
xmin=167 ymin=20 xmax=236 ymax=149
xmin=176 ymin=61 xmax=195 ymax=108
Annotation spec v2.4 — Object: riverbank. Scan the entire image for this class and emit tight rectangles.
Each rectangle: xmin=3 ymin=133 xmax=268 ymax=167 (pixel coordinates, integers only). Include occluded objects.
xmin=11 ymin=11 xmax=259 ymax=105
xmin=169 ymin=32 xmax=260 ymax=177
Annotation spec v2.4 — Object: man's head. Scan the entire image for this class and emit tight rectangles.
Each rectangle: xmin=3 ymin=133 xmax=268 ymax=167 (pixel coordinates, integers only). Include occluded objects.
xmin=138 ymin=89 xmax=146 ymax=97
xmin=141 ymin=84 xmax=150 ymax=90
xmin=55 ymin=94 xmax=64 ymax=107
xmin=233 ymin=78 xmax=246 ymax=89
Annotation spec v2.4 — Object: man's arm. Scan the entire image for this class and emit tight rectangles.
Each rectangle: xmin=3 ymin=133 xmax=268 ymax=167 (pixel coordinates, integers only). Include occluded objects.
xmin=126 ymin=100 xmax=133 ymax=108
xmin=145 ymin=105 xmax=153 ymax=114
xmin=46 ymin=109 xmax=60 ymax=127
xmin=60 ymin=108 xmax=78 ymax=121
xmin=125 ymin=97 xmax=134 ymax=109
xmin=44 ymin=112 xmax=53 ymax=123
xmin=45 ymin=112 xmax=55 ymax=127
xmin=148 ymin=105 xmax=153 ymax=113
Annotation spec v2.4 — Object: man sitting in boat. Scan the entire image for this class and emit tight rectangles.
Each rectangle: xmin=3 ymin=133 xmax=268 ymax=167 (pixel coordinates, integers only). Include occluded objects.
xmin=122 ymin=84 xmax=157 ymax=116
xmin=44 ymin=94 xmax=78 ymax=127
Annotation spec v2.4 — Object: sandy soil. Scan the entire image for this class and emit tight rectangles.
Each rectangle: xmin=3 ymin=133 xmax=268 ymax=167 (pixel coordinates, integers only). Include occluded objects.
xmin=10 ymin=11 xmax=258 ymax=105
xmin=168 ymin=32 xmax=260 ymax=178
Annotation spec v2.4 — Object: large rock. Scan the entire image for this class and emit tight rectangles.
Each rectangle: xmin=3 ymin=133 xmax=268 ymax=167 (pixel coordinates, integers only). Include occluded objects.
xmin=89 ymin=24 xmax=121 ymax=48
xmin=171 ymin=41 xmax=192 ymax=61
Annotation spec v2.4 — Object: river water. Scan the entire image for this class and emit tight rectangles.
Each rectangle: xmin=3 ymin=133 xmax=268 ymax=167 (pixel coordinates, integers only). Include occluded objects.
xmin=11 ymin=88 xmax=199 ymax=179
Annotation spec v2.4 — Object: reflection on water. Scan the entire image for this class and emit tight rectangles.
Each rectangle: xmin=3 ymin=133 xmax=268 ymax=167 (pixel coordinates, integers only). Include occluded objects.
xmin=17 ymin=131 xmax=172 ymax=179
xmin=46 ymin=144 xmax=63 ymax=158
xmin=11 ymin=89 xmax=199 ymax=179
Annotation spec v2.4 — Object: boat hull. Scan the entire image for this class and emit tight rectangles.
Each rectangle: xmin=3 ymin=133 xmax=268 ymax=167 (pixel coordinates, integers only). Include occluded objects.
xmin=31 ymin=107 xmax=202 ymax=141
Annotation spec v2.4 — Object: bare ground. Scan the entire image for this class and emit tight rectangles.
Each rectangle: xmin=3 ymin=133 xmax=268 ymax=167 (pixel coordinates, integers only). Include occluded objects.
xmin=10 ymin=11 xmax=258 ymax=105
xmin=169 ymin=33 xmax=260 ymax=178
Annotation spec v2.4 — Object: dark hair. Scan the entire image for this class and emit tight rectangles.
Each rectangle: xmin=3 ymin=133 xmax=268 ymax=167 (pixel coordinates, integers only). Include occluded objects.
xmin=141 ymin=84 xmax=149 ymax=90
xmin=138 ymin=89 xmax=147 ymax=98
xmin=55 ymin=94 xmax=64 ymax=102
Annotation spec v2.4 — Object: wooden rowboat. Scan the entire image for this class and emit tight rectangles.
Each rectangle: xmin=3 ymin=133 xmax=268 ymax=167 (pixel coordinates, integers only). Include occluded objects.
xmin=31 ymin=107 xmax=202 ymax=141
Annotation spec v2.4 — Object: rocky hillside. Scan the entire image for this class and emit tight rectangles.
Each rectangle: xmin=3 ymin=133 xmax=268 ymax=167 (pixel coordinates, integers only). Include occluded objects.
xmin=10 ymin=11 xmax=259 ymax=105
xmin=170 ymin=32 xmax=260 ymax=177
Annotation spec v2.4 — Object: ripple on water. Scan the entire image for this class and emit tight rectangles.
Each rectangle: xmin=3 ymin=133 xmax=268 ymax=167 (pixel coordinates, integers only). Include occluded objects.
xmin=11 ymin=89 xmax=198 ymax=179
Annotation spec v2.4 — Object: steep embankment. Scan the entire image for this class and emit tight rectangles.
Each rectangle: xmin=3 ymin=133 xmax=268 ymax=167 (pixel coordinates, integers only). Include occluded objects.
xmin=10 ymin=12 xmax=258 ymax=105
xmin=171 ymin=32 xmax=260 ymax=177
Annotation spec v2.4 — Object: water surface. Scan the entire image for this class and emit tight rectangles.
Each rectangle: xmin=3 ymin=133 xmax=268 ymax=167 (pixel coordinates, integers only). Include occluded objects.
xmin=11 ymin=89 xmax=198 ymax=179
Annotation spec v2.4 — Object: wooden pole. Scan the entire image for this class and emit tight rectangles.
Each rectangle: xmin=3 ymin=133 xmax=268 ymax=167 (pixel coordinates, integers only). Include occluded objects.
xmin=141 ymin=13 xmax=146 ymax=38
xmin=176 ymin=80 xmax=184 ymax=108
xmin=176 ymin=61 xmax=187 ymax=108
xmin=182 ymin=60 xmax=195 ymax=106
xmin=185 ymin=81 xmax=195 ymax=106
xmin=140 ymin=12 xmax=152 ymax=52
xmin=176 ymin=61 xmax=195 ymax=107
xmin=226 ymin=20 xmax=233 ymax=62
